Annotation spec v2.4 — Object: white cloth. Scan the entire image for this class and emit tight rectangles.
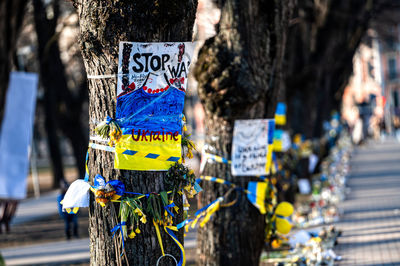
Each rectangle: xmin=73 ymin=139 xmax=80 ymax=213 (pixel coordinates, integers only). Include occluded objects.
xmin=288 ymin=230 xmax=311 ymax=248
xmin=0 ymin=72 xmax=38 ymax=199
xmin=62 ymin=180 xmax=91 ymax=209
xmin=308 ymin=153 xmax=319 ymax=173
xmin=298 ymin=178 xmax=311 ymax=194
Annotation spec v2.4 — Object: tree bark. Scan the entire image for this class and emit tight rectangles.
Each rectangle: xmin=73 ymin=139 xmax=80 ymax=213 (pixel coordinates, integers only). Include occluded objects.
xmin=0 ymin=0 xmax=28 ymax=125
xmin=33 ymin=0 xmax=65 ymax=187
xmin=33 ymin=0 xmax=89 ymax=186
xmin=76 ymin=1 xmax=197 ymax=265
xmin=194 ymin=0 xmax=292 ymax=265
xmin=285 ymin=0 xmax=377 ymax=139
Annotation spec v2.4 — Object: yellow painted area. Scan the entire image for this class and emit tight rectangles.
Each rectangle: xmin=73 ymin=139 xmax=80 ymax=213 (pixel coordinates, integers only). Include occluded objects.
xmin=255 ymin=182 xmax=267 ymax=214
xmin=273 ymin=139 xmax=283 ymax=152
xmin=265 ymin=144 xmax=273 ymax=174
xmin=114 ymin=133 xmax=182 ymax=170
xmin=274 ymin=114 xmax=286 ymax=126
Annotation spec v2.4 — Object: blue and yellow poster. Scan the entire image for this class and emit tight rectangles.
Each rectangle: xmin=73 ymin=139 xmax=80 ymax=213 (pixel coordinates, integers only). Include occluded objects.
xmin=115 ymin=42 xmax=195 ymax=170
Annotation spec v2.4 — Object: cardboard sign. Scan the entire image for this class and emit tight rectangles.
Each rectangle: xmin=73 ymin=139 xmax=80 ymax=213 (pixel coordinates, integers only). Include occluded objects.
xmin=231 ymin=119 xmax=275 ymax=176
xmin=114 ymin=42 xmax=195 ymax=170
xmin=0 ymin=72 xmax=38 ymax=199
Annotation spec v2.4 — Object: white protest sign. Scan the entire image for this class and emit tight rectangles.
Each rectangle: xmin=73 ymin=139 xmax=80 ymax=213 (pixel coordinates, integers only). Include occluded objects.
xmin=117 ymin=42 xmax=195 ymax=96
xmin=231 ymin=119 xmax=275 ymax=176
xmin=0 ymin=72 xmax=38 ymax=199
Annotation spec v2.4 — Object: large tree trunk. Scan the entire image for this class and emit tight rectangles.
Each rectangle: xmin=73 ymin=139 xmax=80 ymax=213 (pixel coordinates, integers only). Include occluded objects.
xmin=285 ymin=0 xmax=377 ymax=139
xmin=33 ymin=0 xmax=65 ymax=187
xmin=194 ymin=0 xmax=291 ymax=265
xmin=0 ymin=0 xmax=28 ymax=125
xmin=34 ymin=0 xmax=88 ymax=187
xmin=76 ymin=1 xmax=197 ymax=265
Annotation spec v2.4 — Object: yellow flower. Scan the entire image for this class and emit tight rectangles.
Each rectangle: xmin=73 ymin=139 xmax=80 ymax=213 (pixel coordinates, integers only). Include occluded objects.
xmin=189 ymin=169 xmax=194 ymax=175
xmin=134 ymin=208 xmax=143 ymax=216
xmin=183 ymin=125 xmax=187 ymax=132
xmin=271 ymin=239 xmax=282 ymax=249
xmin=140 ymin=215 xmax=147 ymax=224
xmin=128 ymin=231 xmax=136 ymax=239
xmin=187 ymin=149 xmax=193 ymax=159
xmin=135 ymin=228 xmax=141 ymax=234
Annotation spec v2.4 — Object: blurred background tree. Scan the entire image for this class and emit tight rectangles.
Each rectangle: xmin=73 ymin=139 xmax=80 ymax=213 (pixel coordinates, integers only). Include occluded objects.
xmin=0 ymin=0 xmax=28 ymax=124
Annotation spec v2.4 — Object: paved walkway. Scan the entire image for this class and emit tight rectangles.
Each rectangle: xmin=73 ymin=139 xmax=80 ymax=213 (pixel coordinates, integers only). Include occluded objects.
xmin=336 ymin=138 xmax=400 ymax=265
xmin=11 ymin=190 xmax=58 ymax=225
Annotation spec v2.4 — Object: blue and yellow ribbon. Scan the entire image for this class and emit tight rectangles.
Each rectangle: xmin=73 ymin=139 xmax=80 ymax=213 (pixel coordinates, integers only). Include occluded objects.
xmin=164 ymin=226 xmax=186 ymax=266
xmin=203 ymin=152 xmax=231 ymax=164
xmin=111 ymin=222 xmax=127 ymax=256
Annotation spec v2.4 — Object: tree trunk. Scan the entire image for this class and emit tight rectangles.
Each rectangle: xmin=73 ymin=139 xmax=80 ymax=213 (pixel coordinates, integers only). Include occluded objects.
xmin=0 ymin=0 xmax=27 ymax=125
xmin=194 ymin=0 xmax=291 ymax=265
xmin=33 ymin=0 xmax=66 ymax=187
xmin=285 ymin=0 xmax=376 ymax=139
xmin=76 ymin=1 xmax=197 ymax=265
xmin=34 ymin=0 xmax=89 ymax=187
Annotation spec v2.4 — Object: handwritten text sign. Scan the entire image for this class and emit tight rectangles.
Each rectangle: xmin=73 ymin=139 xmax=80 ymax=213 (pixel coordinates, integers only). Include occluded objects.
xmin=114 ymin=42 xmax=195 ymax=170
xmin=231 ymin=119 xmax=275 ymax=176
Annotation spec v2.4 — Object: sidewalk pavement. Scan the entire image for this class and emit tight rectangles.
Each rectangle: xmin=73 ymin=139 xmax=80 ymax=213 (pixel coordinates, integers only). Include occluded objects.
xmin=336 ymin=138 xmax=400 ymax=265
xmin=11 ymin=190 xmax=59 ymax=225
xmin=1 ymin=232 xmax=196 ymax=265
xmin=1 ymin=238 xmax=90 ymax=266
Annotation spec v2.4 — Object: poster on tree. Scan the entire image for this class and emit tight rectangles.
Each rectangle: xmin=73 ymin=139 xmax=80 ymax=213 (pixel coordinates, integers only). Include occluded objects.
xmin=231 ymin=119 xmax=275 ymax=176
xmin=0 ymin=72 xmax=38 ymax=199
xmin=114 ymin=42 xmax=195 ymax=170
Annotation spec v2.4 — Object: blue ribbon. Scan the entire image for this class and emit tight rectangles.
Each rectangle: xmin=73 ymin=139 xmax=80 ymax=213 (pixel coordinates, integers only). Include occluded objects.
xmin=124 ymin=191 xmax=144 ymax=196
xmin=164 ymin=203 xmax=176 ymax=217
xmin=111 ymin=222 xmax=126 ymax=256
xmin=106 ymin=115 xmax=115 ymax=125
xmin=176 ymin=219 xmax=192 ymax=230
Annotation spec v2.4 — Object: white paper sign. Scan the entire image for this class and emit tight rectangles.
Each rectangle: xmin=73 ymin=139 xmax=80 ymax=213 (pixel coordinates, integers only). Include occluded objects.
xmin=0 ymin=72 xmax=38 ymax=199
xmin=117 ymin=42 xmax=195 ymax=96
xmin=231 ymin=119 xmax=275 ymax=176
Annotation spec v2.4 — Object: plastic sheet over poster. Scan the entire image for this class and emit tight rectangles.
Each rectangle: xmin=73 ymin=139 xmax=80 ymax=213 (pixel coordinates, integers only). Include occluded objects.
xmin=0 ymin=72 xmax=38 ymax=199
xmin=231 ymin=119 xmax=275 ymax=176
xmin=114 ymin=42 xmax=195 ymax=170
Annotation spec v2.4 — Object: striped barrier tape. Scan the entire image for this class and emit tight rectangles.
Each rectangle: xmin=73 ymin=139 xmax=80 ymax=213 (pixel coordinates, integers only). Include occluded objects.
xmin=88 ymin=142 xmax=180 ymax=162
xmin=203 ymin=152 xmax=231 ymax=164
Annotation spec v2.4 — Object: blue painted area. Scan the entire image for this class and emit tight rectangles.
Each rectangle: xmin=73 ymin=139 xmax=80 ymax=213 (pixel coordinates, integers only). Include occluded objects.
xmin=122 ymin=150 xmax=138 ymax=156
xmin=247 ymin=182 xmax=257 ymax=204
xmin=166 ymin=156 xmax=180 ymax=162
xmin=275 ymin=102 xmax=286 ymax=115
xmin=116 ymin=86 xmax=184 ymax=135
xmin=268 ymin=120 xmax=275 ymax=144
xmin=145 ymin=153 xmax=160 ymax=159
xmin=274 ymin=129 xmax=283 ymax=139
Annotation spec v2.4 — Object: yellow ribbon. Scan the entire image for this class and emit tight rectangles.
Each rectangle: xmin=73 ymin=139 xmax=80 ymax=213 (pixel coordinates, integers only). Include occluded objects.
xmin=153 ymin=219 xmax=165 ymax=257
